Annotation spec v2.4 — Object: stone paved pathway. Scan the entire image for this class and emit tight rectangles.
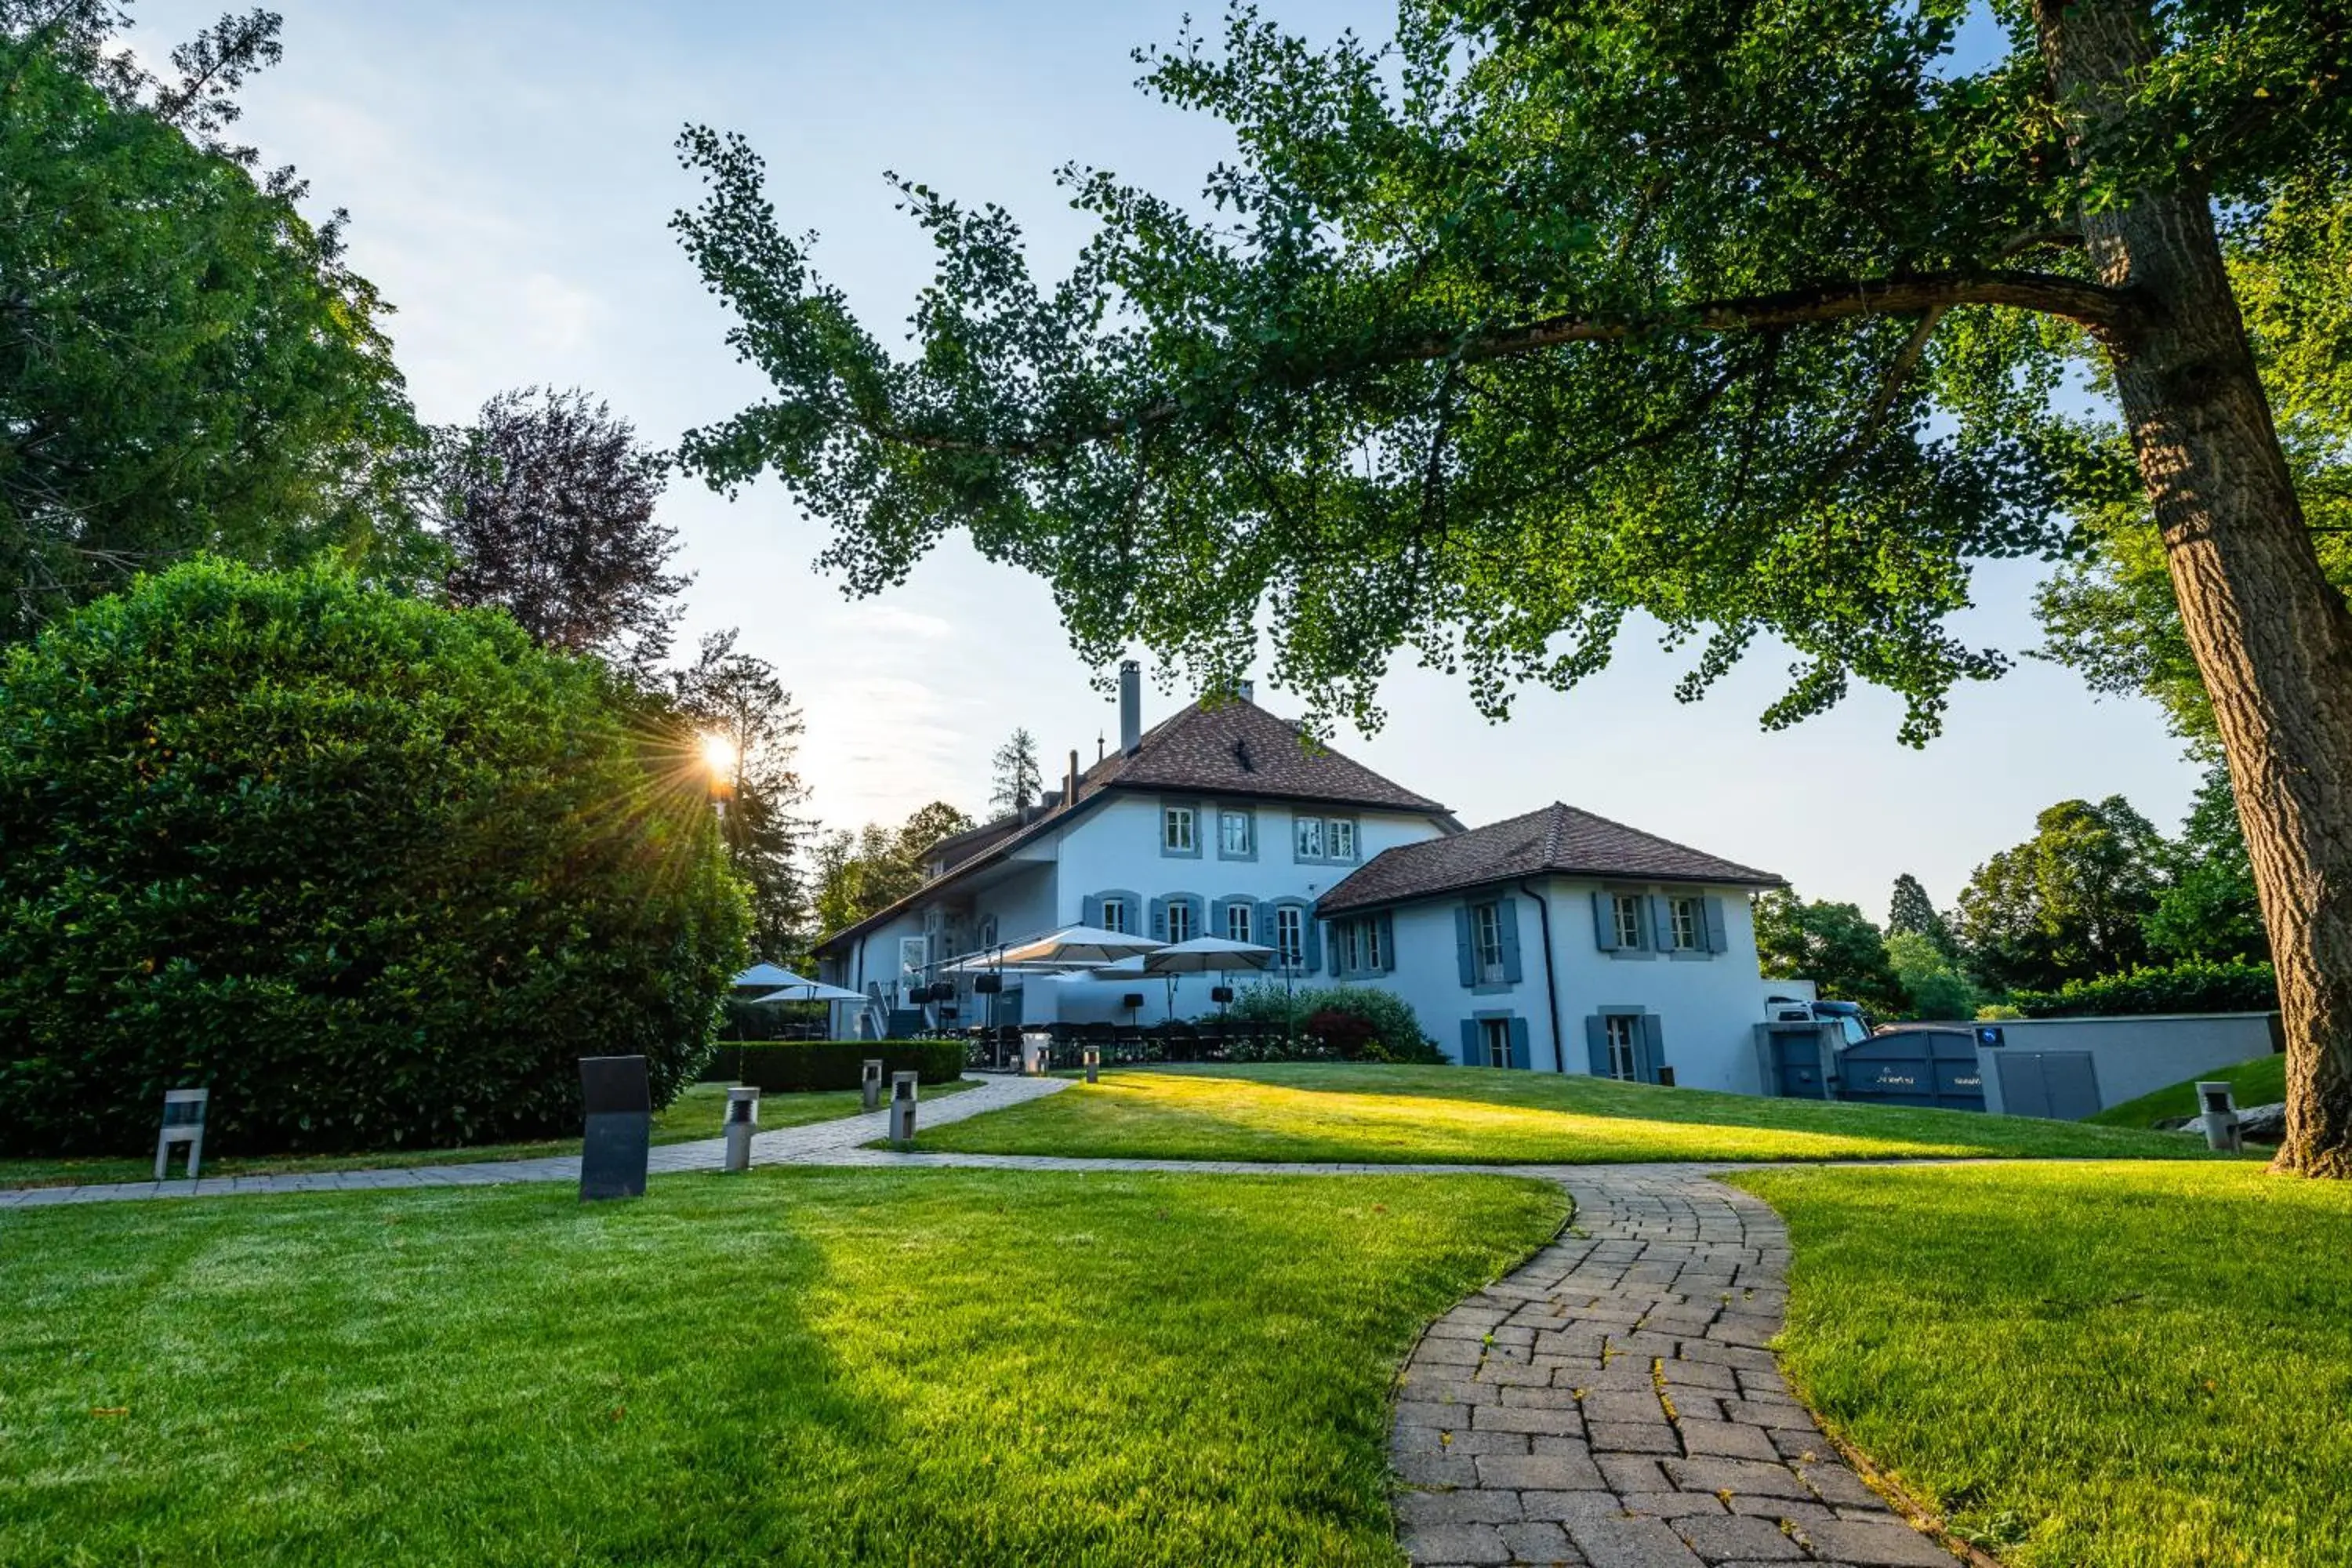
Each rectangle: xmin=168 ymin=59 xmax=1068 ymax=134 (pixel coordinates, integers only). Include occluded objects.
xmin=0 ymin=1073 xmax=1075 ymax=1207
xmin=1390 ymin=1167 xmax=1954 ymax=1568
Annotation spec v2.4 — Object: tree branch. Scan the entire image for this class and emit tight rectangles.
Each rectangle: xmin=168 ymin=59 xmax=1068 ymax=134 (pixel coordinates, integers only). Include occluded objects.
xmin=866 ymin=270 xmax=2138 ymax=462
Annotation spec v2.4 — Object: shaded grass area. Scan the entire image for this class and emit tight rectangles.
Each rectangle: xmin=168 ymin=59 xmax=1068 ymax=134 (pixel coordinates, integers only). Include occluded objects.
xmin=2087 ymin=1051 xmax=2288 ymax=1127
xmin=0 ymin=1166 xmax=1564 ymax=1566
xmin=0 ymin=1078 xmax=978 ymax=1190
xmin=1732 ymin=1162 xmax=2352 ymax=1568
xmin=913 ymin=1064 xmax=2220 ymax=1163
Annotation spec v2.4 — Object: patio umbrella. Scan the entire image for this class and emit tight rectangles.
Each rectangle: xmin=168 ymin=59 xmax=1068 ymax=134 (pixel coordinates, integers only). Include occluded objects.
xmin=732 ymin=961 xmax=805 ymax=989
xmin=743 ymin=979 xmax=867 ymax=1004
xmin=1141 ymin=935 xmax=1276 ymax=1018
xmin=998 ymin=924 xmax=1165 ymax=967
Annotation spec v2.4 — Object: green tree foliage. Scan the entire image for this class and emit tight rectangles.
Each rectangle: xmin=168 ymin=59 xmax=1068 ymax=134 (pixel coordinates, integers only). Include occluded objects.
xmin=1956 ymin=796 xmax=2164 ymax=993
xmin=811 ymin=800 xmax=977 ymax=938
xmin=2039 ymin=180 xmax=2352 ymax=750
xmin=2146 ymin=768 xmax=2269 ymax=964
xmin=670 ymin=0 xmax=2352 ymax=1171
xmin=0 ymin=5 xmax=430 ymax=637
xmin=989 ymin=727 xmax=1044 ymax=814
xmin=1886 ymin=931 xmax=1982 ymax=1022
xmin=437 ymin=387 xmax=687 ymax=672
xmin=1886 ymin=872 xmax=1958 ymax=960
xmin=1753 ymin=891 xmax=1904 ymax=1015
xmin=0 ymin=561 xmax=751 ymax=1156
xmin=672 ymin=628 xmax=811 ymax=960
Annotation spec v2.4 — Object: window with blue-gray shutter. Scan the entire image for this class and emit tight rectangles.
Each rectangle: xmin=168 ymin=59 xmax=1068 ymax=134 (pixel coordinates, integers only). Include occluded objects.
xmin=1164 ymin=894 xmax=1201 ymax=945
xmin=1591 ymin=890 xmax=1621 ymax=952
xmin=1650 ymin=895 xmax=1679 ymax=953
xmin=1701 ymin=896 xmax=1728 ymax=953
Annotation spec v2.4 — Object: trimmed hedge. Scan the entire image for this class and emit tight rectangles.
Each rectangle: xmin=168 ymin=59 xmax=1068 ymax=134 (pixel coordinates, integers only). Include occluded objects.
xmin=1222 ymin=982 xmax=1444 ymax=1062
xmin=2009 ymin=960 xmax=2279 ymax=1018
xmin=0 ymin=562 xmax=751 ymax=1156
xmin=702 ymin=1040 xmax=966 ymax=1092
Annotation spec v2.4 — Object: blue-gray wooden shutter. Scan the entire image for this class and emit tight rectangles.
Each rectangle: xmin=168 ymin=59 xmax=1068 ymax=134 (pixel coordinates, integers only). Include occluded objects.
xmin=1508 ymin=1018 xmax=1532 ymax=1070
xmin=1639 ymin=1013 xmax=1667 ymax=1083
xmin=1081 ymin=893 xmax=1103 ymax=927
xmin=1497 ymin=898 xmax=1524 ymax=983
xmin=1454 ymin=906 xmax=1478 ymax=986
xmin=1180 ymin=894 xmax=1204 ymax=941
xmin=1459 ymin=1018 xmax=1481 ymax=1065
xmin=1148 ymin=895 xmax=1169 ymax=940
xmin=1591 ymin=891 xmax=1621 ymax=951
xmin=1301 ymin=910 xmax=1323 ymax=974
xmin=1650 ymin=895 xmax=1677 ymax=952
xmin=1584 ymin=1014 xmax=1612 ymax=1076
xmin=1702 ymin=896 xmax=1728 ymax=953
xmin=1377 ymin=913 xmax=1396 ymax=974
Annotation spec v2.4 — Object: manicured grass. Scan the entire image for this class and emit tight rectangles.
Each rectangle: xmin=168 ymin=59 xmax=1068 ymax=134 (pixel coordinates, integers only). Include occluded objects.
xmin=1732 ymin=1162 xmax=2352 ymax=1567
xmin=2087 ymin=1051 xmax=2288 ymax=1127
xmin=0 ymin=1166 xmax=1564 ymax=1566
xmin=912 ymin=1063 xmax=2220 ymax=1163
xmin=0 ymin=1078 xmax=978 ymax=1190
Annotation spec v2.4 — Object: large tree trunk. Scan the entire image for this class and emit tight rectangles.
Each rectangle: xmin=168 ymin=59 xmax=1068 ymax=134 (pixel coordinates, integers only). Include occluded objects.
xmin=2039 ymin=0 xmax=2352 ymax=1174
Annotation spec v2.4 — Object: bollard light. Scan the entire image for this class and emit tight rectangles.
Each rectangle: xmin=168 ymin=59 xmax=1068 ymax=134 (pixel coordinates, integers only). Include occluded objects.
xmin=1083 ymin=1042 xmax=1102 ymax=1084
xmin=2195 ymin=1080 xmax=2242 ymax=1152
xmin=154 ymin=1088 xmax=209 ymax=1182
xmin=723 ymin=1085 xmax=760 ymax=1173
xmin=887 ymin=1071 xmax=920 ymax=1146
xmin=862 ymin=1058 xmax=885 ymax=1112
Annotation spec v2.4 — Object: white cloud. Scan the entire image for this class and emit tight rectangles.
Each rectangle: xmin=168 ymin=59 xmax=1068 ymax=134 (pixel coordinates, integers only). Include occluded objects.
xmin=521 ymin=273 xmax=598 ymax=353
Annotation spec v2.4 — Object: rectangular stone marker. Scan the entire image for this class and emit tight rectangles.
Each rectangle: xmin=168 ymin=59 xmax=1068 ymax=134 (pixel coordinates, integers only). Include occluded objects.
xmin=154 ymin=1087 xmax=209 ymax=1181
xmin=579 ymin=1055 xmax=651 ymax=1201
xmin=861 ymin=1058 xmax=884 ymax=1112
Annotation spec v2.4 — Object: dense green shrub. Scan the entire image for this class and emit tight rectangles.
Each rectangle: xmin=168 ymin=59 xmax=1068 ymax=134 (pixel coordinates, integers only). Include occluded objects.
xmin=1224 ymin=983 xmax=1444 ymax=1063
xmin=703 ymin=1041 xmax=965 ymax=1092
xmin=0 ymin=561 xmax=750 ymax=1155
xmin=2009 ymin=960 xmax=2279 ymax=1019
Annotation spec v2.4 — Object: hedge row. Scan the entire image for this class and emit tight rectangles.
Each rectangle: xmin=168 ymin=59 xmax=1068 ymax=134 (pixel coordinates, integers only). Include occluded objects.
xmin=699 ymin=1040 xmax=966 ymax=1092
xmin=2009 ymin=960 xmax=2279 ymax=1018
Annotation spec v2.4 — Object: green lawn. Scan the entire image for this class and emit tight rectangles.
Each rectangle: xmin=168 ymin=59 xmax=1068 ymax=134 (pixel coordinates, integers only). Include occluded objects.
xmin=1732 ymin=1162 xmax=2352 ymax=1568
xmin=0 ymin=1078 xmax=978 ymax=1191
xmin=2088 ymin=1051 xmax=2288 ymax=1127
xmin=912 ymin=1064 xmax=2220 ymax=1163
xmin=0 ymin=1165 xmax=1563 ymax=1566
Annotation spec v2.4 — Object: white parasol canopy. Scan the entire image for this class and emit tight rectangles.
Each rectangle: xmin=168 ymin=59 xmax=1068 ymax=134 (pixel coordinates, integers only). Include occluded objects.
xmin=1141 ymin=935 xmax=1276 ymax=975
xmin=745 ymin=979 xmax=867 ymax=1005
xmin=998 ymin=924 xmax=1165 ymax=967
xmin=732 ymin=961 xmax=806 ymax=989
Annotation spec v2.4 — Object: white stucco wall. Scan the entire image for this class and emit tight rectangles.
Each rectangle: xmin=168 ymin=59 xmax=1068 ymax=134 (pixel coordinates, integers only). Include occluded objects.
xmin=1354 ymin=878 xmax=1775 ymax=1091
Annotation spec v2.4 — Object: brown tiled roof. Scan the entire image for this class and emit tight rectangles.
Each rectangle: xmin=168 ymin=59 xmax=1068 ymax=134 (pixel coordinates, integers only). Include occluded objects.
xmin=814 ymin=696 xmax=1446 ymax=955
xmin=1316 ymin=802 xmax=1784 ymax=916
xmin=1076 ymin=697 xmax=1445 ymax=813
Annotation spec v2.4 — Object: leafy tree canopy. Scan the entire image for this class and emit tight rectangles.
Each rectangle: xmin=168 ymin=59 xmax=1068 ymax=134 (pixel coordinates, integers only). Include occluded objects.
xmin=1886 ymin=871 xmax=1959 ymax=959
xmin=1 ymin=3 xmax=431 ymax=637
xmin=437 ymin=387 xmax=687 ymax=671
xmin=670 ymin=0 xmax=2347 ymax=742
xmin=811 ymin=800 xmax=977 ymax=939
xmin=1754 ymin=890 xmax=1905 ymax=1015
xmin=1957 ymin=794 xmax=2165 ymax=993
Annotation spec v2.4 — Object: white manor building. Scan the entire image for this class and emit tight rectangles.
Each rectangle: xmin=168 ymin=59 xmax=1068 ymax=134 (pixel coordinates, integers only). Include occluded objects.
xmin=813 ymin=664 xmax=1789 ymax=1091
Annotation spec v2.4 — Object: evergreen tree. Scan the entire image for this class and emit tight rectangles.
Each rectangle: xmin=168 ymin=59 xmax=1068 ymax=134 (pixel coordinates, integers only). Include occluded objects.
xmin=989 ymin=727 xmax=1044 ymax=814
xmin=672 ymin=630 xmax=810 ymax=959
xmin=1886 ymin=873 xmax=1959 ymax=960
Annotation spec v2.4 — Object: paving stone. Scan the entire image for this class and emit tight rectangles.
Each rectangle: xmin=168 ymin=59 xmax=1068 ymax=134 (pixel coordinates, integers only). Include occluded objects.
xmin=1401 ymin=1489 xmax=1529 ymax=1526
xmin=1404 ymin=1523 xmax=1513 ymax=1565
xmin=1588 ymin=1422 xmax=1682 ymax=1455
xmin=1661 ymin=1458 xmax=1817 ymax=1500
xmin=1476 ymin=1453 xmax=1607 ymax=1491
xmin=1615 ymin=1492 xmax=1729 ymax=1520
xmin=1566 ymin=1516 xmax=1708 ymax=1568
xmin=1478 ymin=1404 xmax=1588 ymax=1436
xmin=1582 ymin=1391 xmax=1672 ymax=1425
xmin=1498 ymin=1519 xmax=1577 ymax=1563
xmin=1522 ymin=1490 xmax=1642 ymax=1523
xmin=1795 ymin=1519 xmax=1955 ymax=1566
xmin=1675 ymin=1421 xmax=1780 ymax=1461
xmin=1726 ymin=1497 xmax=1837 ymax=1526
xmin=1797 ymin=1465 xmax=1884 ymax=1510
xmin=1671 ymin=1514 xmax=1807 ymax=1560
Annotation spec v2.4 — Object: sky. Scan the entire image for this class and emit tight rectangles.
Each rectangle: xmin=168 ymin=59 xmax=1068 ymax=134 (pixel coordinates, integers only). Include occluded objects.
xmin=125 ymin=0 xmax=2205 ymax=916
